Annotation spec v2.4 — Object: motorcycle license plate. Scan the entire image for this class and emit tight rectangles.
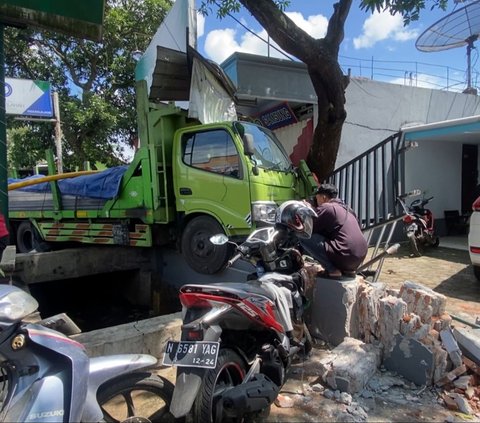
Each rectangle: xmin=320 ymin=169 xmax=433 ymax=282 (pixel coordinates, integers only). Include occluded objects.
xmin=162 ymin=341 xmax=219 ymax=369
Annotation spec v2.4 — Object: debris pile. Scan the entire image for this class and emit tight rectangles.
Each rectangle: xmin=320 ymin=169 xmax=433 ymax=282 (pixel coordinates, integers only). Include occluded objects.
xmin=437 ymin=330 xmax=480 ymax=416
xmin=305 ymin=270 xmax=480 ymax=417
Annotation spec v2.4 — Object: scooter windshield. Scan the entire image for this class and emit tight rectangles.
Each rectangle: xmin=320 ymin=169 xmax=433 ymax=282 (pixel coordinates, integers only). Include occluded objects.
xmin=248 ymin=227 xmax=276 ymax=243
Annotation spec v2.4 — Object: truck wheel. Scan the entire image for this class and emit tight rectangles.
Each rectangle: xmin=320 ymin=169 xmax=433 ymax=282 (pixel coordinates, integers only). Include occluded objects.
xmin=16 ymin=221 xmax=35 ymax=253
xmin=181 ymin=216 xmax=230 ymax=274
xmin=15 ymin=222 xmax=50 ymax=253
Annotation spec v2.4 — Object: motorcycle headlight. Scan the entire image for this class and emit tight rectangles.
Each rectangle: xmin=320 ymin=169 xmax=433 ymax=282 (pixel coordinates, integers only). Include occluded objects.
xmin=251 ymin=201 xmax=277 ymax=223
xmin=0 ymin=287 xmax=38 ymax=323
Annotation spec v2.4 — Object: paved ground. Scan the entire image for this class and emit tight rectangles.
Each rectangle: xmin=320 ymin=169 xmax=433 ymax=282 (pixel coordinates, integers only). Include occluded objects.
xmin=378 ymin=239 xmax=480 ymax=320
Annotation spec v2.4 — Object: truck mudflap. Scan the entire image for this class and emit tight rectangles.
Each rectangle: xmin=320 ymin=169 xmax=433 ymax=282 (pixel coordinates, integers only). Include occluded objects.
xmin=169 ymin=367 xmax=204 ymax=418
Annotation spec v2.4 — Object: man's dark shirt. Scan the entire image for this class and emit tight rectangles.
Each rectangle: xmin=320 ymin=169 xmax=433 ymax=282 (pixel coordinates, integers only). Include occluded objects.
xmin=313 ymin=199 xmax=368 ymax=271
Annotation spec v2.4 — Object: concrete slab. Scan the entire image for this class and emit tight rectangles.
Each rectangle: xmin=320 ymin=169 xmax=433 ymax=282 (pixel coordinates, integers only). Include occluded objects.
xmin=72 ymin=312 xmax=182 ymax=358
xmin=318 ymin=337 xmax=381 ymax=394
xmin=383 ymin=334 xmax=434 ymax=386
xmin=452 ymin=327 xmax=480 ymax=365
xmin=0 ymin=245 xmax=16 ymax=274
xmin=308 ymin=276 xmax=359 ymax=346
xmin=14 ymin=247 xmax=151 ymax=284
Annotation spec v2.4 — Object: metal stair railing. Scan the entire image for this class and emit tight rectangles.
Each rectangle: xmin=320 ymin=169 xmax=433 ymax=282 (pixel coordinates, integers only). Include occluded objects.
xmin=324 ymin=131 xmax=418 ymax=282
xmin=325 ymin=132 xmax=409 ymax=230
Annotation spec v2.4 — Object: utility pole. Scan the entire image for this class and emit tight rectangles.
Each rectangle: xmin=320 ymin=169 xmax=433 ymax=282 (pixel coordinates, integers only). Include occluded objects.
xmin=0 ymin=24 xmax=7 ymax=224
xmin=52 ymin=91 xmax=63 ymax=173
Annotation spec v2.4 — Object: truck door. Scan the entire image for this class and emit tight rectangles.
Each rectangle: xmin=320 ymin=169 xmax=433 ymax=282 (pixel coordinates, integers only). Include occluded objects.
xmin=175 ymin=127 xmax=251 ymax=231
xmin=174 ymin=127 xmax=251 ymax=274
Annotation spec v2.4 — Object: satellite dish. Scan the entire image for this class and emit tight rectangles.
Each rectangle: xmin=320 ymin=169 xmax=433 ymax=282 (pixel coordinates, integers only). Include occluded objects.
xmin=416 ymin=0 xmax=480 ymax=94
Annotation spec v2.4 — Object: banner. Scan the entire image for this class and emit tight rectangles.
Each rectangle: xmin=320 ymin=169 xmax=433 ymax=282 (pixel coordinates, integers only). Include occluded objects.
xmin=5 ymin=78 xmax=53 ymax=117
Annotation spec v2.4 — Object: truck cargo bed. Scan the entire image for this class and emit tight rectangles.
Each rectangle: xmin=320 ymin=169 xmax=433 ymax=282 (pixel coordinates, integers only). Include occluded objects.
xmin=9 ymin=190 xmax=107 ymax=211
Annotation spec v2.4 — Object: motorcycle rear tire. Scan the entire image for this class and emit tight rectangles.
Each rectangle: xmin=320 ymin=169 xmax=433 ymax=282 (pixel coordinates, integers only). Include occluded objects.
xmin=192 ymin=348 xmax=247 ymax=423
xmin=408 ymin=233 xmax=423 ymax=257
xmin=97 ymin=372 xmax=178 ymax=423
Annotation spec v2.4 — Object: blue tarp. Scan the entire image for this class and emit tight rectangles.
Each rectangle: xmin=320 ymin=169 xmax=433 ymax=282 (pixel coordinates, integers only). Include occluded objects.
xmin=8 ymin=166 xmax=128 ymax=200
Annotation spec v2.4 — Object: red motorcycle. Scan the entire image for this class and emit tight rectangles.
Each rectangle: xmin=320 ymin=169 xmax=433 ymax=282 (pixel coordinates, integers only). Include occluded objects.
xmin=164 ymin=201 xmax=316 ymax=422
xmin=398 ymin=193 xmax=440 ymax=256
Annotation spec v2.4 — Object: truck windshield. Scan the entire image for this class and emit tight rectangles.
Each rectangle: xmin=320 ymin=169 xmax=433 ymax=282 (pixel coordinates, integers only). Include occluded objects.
xmin=240 ymin=123 xmax=291 ymax=172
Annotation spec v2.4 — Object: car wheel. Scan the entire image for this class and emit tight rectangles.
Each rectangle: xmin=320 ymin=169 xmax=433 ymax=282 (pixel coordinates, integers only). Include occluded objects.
xmin=474 ymin=266 xmax=480 ymax=282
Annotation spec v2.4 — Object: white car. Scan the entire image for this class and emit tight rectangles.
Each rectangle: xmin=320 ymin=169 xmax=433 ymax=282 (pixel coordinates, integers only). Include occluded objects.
xmin=468 ymin=196 xmax=480 ymax=281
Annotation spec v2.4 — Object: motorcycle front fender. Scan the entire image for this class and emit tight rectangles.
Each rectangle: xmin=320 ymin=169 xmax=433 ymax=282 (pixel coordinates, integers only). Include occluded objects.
xmin=170 ymin=367 xmax=205 ymax=418
xmin=82 ymin=354 xmax=158 ymax=422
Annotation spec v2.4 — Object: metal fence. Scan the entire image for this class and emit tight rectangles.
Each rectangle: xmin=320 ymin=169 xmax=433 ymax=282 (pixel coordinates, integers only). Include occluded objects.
xmin=340 ymin=55 xmax=471 ymax=92
xmin=326 ymin=132 xmax=408 ymax=231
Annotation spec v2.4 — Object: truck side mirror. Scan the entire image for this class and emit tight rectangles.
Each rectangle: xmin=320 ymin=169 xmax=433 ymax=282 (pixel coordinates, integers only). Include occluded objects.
xmin=242 ymin=134 xmax=255 ymax=157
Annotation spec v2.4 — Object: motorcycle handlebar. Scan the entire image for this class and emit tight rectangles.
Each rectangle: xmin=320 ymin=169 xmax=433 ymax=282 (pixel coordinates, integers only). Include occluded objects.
xmin=398 ymin=189 xmax=422 ymax=199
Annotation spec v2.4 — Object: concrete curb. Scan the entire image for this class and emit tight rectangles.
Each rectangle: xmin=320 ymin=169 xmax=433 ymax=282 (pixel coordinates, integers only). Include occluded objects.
xmin=72 ymin=312 xmax=182 ymax=358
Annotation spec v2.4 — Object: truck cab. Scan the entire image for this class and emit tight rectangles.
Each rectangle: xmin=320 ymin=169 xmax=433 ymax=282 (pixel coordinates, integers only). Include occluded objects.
xmin=172 ymin=119 xmax=313 ymax=273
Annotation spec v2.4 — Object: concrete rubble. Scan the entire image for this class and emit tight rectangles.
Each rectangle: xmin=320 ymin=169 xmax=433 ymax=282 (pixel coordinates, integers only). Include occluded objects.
xmin=303 ymin=267 xmax=480 ymax=417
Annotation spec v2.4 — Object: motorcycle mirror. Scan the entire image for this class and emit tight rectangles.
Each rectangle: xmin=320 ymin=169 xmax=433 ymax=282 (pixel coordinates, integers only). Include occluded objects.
xmin=209 ymin=234 xmax=229 ymax=245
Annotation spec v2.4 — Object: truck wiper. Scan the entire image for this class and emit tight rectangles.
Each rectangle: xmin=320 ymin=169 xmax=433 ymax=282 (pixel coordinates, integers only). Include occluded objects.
xmin=263 ymin=162 xmax=283 ymax=172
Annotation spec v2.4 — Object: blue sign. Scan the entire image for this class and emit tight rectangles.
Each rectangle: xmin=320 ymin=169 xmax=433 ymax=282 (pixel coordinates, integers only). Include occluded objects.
xmin=5 ymin=78 xmax=53 ymax=117
xmin=255 ymin=103 xmax=298 ymax=131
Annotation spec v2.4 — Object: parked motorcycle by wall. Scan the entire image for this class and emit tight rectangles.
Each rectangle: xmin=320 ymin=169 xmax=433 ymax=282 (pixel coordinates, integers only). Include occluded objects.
xmin=398 ymin=191 xmax=440 ymax=257
xmin=0 ymin=284 xmax=174 ymax=423
xmin=165 ymin=201 xmax=316 ymax=422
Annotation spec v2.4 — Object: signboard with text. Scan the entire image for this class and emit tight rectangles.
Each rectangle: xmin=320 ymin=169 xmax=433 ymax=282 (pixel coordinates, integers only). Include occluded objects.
xmin=5 ymin=78 xmax=53 ymax=117
xmin=255 ymin=103 xmax=298 ymax=131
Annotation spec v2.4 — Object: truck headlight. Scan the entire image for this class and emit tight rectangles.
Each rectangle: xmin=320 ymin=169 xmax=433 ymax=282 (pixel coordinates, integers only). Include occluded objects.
xmin=252 ymin=201 xmax=277 ymax=223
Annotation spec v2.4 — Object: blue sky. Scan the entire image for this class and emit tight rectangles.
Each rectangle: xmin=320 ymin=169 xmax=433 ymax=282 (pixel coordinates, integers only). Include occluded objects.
xmin=194 ymin=1 xmax=476 ymax=92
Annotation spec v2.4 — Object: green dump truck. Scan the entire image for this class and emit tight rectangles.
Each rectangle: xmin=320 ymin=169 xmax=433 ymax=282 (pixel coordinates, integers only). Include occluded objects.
xmin=8 ymin=80 xmax=316 ymax=274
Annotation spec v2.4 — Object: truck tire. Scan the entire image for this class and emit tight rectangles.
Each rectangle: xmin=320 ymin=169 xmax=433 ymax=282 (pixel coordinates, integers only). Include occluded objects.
xmin=15 ymin=222 xmax=51 ymax=253
xmin=16 ymin=221 xmax=34 ymax=253
xmin=181 ymin=216 xmax=230 ymax=274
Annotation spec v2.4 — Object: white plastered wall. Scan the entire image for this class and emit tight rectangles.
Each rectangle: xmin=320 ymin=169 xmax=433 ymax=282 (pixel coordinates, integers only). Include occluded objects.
xmin=403 ymin=140 xmax=463 ymax=218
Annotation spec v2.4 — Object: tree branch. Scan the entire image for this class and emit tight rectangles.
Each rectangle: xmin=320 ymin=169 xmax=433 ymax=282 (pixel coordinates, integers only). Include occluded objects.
xmin=325 ymin=0 xmax=353 ymax=56
xmin=238 ymin=0 xmax=317 ymax=63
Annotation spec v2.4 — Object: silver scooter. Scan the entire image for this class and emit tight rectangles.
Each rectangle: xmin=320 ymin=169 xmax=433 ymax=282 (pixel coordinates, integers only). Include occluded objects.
xmin=0 ymin=284 xmax=174 ymax=422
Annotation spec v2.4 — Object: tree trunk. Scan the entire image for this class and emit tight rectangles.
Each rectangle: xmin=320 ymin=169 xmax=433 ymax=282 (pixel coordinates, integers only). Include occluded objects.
xmin=237 ymin=0 xmax=352 ymax=183
xmin=306 ymin=52 xmax=348 ymax=183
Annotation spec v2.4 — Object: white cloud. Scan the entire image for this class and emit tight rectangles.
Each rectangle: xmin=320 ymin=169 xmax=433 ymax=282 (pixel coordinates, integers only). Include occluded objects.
xmin=203 ymin=12 xmax=327 ymax=64
xmin=285 ymin=12 xmax=328 ymax=39
xmin=204 ymin=27 xmax=286 ymax=63
xmin=353 ymin=11 xmax=418 ymax=49
xmin=197 ymin=12 xmax=205 ymax=38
